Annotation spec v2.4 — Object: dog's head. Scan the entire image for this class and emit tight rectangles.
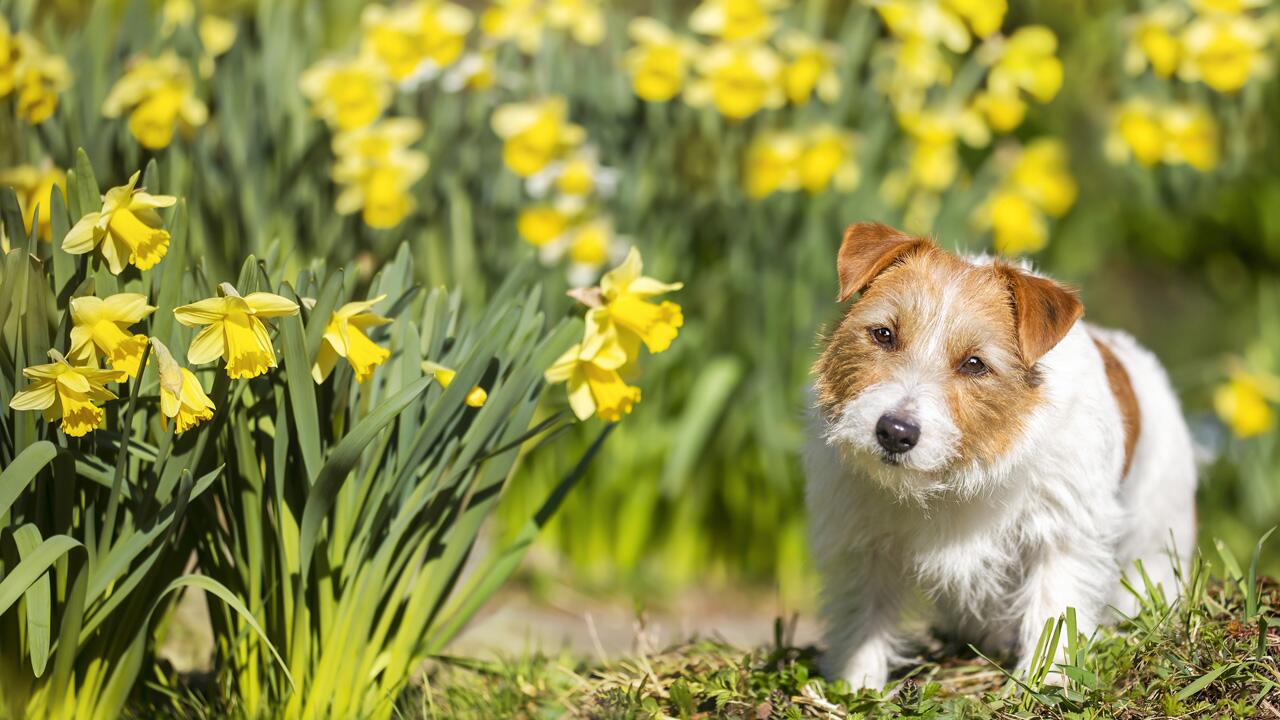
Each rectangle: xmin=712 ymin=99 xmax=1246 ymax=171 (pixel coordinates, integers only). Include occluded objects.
xmin=814 ymin=222 xmax=1082 ymax=499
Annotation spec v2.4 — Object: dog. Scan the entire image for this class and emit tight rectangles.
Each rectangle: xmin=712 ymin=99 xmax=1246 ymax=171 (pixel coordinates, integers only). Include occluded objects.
xmin=805 ymin=222 xmax=1197 ymax=690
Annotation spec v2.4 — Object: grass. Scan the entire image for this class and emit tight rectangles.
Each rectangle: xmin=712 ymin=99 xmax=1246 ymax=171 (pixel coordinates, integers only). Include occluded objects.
xmin=407 ymin=559 xmax=1280 ymax=719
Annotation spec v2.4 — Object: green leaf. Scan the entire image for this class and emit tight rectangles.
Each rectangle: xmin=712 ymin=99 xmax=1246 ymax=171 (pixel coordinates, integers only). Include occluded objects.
xmin=1177 ymin=664 xmax=1231 ymax=701
xmin=0 ymin=535 xmax=84 ymax=616
xmin=279 ymin=284 xmax=322 ymax=483
xmin=1246 ymin=527 xmax=1275 ymax=620
xmin=298 ymin=376 xmax=433 ymax=577
xmin=12 ymin=524 xmax=52 ymax=676
xmin=0 ymin=441 xmax=57 ymax=518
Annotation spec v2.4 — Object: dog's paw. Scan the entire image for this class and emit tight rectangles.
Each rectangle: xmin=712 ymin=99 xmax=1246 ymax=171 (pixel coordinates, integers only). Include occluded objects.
xmin=825 ymin=647 xmax=889 ymax=691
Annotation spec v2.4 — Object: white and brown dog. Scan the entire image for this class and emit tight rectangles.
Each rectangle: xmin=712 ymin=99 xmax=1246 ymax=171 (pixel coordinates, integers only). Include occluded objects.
xmin=806 ymin=222 xmax=1197 ymax=689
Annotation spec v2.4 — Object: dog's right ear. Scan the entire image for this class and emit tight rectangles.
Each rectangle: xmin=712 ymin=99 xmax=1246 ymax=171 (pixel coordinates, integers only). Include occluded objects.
xmin=836 ymin=223 xmax=929 ymax=302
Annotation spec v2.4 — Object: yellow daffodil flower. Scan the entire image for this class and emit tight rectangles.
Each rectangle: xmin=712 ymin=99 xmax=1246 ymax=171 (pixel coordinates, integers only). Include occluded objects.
xmin=800 ymin=125 xmax=860 ymax=194
xmin=1109 ymin=99 xmax=1165 ymax=166
xmin=1214 ymin=371 xmax=1275 ymax=438
xmin=986 ymin=189 xmax=1048 ymax=256
xmin=312 ymin=295 xmax=393 ymax=384
xmin=9 ymin=350 xmax=124 ymax=437
xmin=151 ymin=337 xmax=215 ymax=434
xmin=173 ymin=283 xmax=300 ymax=379
xmin=332 ymin=119 xmax=429 ymax=228
xmin=517 ymin=205 xmax=571 ymax=246
xmin=300 ymin=56 xmax=392 ymax=131
xmin=876 ymin=0 xmax=972 ymax=53
xmin=0 ymin=18 xmax=15 ymax=98
xmin=1160 ymin=103 xmax=1220 ymax=171
xmin=1190 ymin=0 xmax=1268 ymax=13
xmin=987 ymin=26 xmax=1064 ymax=104
xmin=361 ymin=1 xmax=473 ymax=83
xmin=589 ymin=247 xmax=683 ymax=357
xmin=778 ymin=30 xmax=841 ymax=105
xmin=685 ymin=42 xmax=784 ymax=120
xmin=0 ymin=160 xmax=65 ymax=241
xmin=480 ymin=0 xmax=548 ymax=54
xmin=942 ymin=0 xmax=1006 ymax=38
xmin=898 ymin=106 xmax=989 ymax=191
xmin=744 ymin=130 xmax=802 ymax=198
xmin=102 ymin=52 xmax=209 ymax=149
xmin=441 ymin=51 xmax=497 ymax=92
xmin=544 ymin=320 xmax=641 ymax=422
xmin=1178 ymin=14 xmax=1269 ymax=93
xmin=689 ymin=0 xmax=785 ymax=42
xmin=9 ymin=34 xmax=70 ymax=124
xmin=69 ymin=293 xmax=156 ymax=377
xmin=546 ymin=0 xmax=605 ymax=46
xmin=624 ymin=18 xmax=698 ymax=102
xmin=421 ymin=0 xmax=475 ymax=69
xmin=491 ymin=98 xmax=585 ymax=177
xmin=161 ymin=0 xmax=237 ymax=78
xmin=63 ymin=171 xmax=176 ymax=274
xmin=567 ymin=216 xmax=614 ymax=269
xmin=423 ymin=362 xmax=487 ymax=407
xmin=880 ymin=37 xmax=954 ymax=112
xmin=1125 ymin=5 xmax=1187 ymax=78
xmin=1009 ymin=138 xmax=1077 ymax=217
xmin=972 ymin=89 xmax=1026 ymax=132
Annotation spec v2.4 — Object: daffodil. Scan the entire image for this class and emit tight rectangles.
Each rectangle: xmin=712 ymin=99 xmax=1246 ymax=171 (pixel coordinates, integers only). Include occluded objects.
xmin=69 ymin=293 xmax=156 ymax=377
xmin=63 ymin=171 xmax=176 ymax=274
xmin=987 ymin=26 xmax=1064 ymax=104
xmin=1109 ymin=99 xmax=1166 ymax=167
xmin=332 ymin=119 xmax=430 ymax=228
xmin=0 ymin=160 xmax=65 ymax=241
xmin=421 ymin=0 xmax=475 ymax=69
xmin=10 ymin=34 xmax=70 ymax=124
xmin=898 ymin=105 xmax=989 ymax=191
xmin=546 ymin=0 xmax=605 ymax=46
xmin=517 ymin=205 xmax=571 ymax=246
xmin=875 ymin=0 xmax=972 ymax=53
xmin=1214 ymin=371 xmax=1275 ymax=438
xmin=151 ymin=337 xmax=215 ymax=434
xmin=102 ymin=52 xmax=209 ymax=149
xmin=491 ymin=98 xmax=585 ymax=177
xmin=299 ymin=56 xmax=392 ymax=131
xmin=689 ymin=0 xmax=785 ymax=42
xmin=480 ymin=0 xmax=548 ymax=54
xmin=566 ymin=217 xmax=618 ymax=286
xmin=586 ymin=247 xmax=683 ymax=357
xmin=1178 ymin=14 xmax=1270 ymax=93
xmin=1125 ymin=5 xmax=1187 ymax=78
xmin=879 ymin=37 xmax=953 ymax=112
xmin=625 ymin=18 xmax=698 ymax=102
xmin=799 ymin=125 xmax=859 ymax=194
xmin=161 ymin=0 xmax=237 ymax=77
xmin=685 ymin=42 xmax=784 ymax=120
xmin=972 ymin=89 xmax=1026 ymax=132
xmin=744 ymin=130 xmax=802 ymax=198
xmin=525 ymin=145 xmax=619 ymax=200
xmin=361 ymin=1 xmax=473 ymax=83
xmin=1008 ymin=138 xmax=1076 ymax=217
xmin=985 ymin=189 xmax=1048 ymax=255
xmin=441 ymin=51 xmax=497 ymax=92
xmin=1190 ymin=0 xmax=1269 ymax=13
xmin=9 ymin=350 xmax=124 ymax=437
xmin=173 ymin=283 xmax=300 ymax=379
xmin=0 ymin=18 xmax=16 ymax=98
xmin=423 ymin=362 xmax=487 ymax=407
xmin=778 ymin=30 xmax=841 ymax=105
xmin=942 ymin=0 xmax=1006 ymax=38
xmin=544 ymin=321 xmax=642 ymax=422
xmin=1160 ymin=103 xmax=1220 ymax=171
xmin=312 ymin=295 xmax=393 ymax=384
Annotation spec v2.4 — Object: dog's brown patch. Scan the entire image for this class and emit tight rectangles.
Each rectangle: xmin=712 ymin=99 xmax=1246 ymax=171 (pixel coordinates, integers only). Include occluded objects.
xmin=1092 ymin=337 xmax=1141 ymax=477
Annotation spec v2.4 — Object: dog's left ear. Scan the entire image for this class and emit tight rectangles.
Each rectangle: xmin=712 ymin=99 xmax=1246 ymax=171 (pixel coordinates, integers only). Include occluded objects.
xmin=837 ymin=222 xmax=929 ymax=302
xmin=997 ymin=264 xmax=1084 ymax=365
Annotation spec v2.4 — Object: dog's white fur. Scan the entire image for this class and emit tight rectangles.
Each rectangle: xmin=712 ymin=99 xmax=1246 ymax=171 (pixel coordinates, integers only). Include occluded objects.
xmin=806 ymin=256 xmax=1197 ymax=690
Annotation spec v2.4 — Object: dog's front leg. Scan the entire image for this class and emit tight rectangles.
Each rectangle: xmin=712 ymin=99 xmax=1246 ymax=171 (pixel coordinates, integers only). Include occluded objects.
xmin=818 ymin=548 xmax=908 ymax=691
xmin=1014 ymin=541 xmax=1114 ymax=678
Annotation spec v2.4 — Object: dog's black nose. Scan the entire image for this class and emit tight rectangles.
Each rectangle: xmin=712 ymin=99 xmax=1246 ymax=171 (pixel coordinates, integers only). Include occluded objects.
xmin=876 ymin=414 xmax=920 ymax=454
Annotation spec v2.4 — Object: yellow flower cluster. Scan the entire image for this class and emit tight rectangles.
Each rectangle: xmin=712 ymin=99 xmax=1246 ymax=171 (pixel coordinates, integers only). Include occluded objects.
xmin=624 ymin=0 xmax=841 ymax=119
xmin=1124 ymin=0 xmax=1274 ymax=93
xmin=1106 ymin=98 xmax=1219 ymax=171
xmin=546 ymin=248 xmax=683 ymax=422
xmin=973 ymin=138 xmax=1078 ymax=256
xmin=0 ymin=18 xmax=70 ymax=124
xmin=481 ymin=0 xmax=606 ymax=53
xmin=300 ymin=0 xmax=490 ymax=229
xmin=103 ymin=52 xmax=209 ymax=150
xmin=161 ymin=0 xmax=238 ymax=78
xmin=9 ymin=169 xmax=407 ymax=437
xmin=0 ymin=160 xmax=66 ymax=241
xmin=744 ymin=125 xmax=859 ymax=199
xmin=1214 ymin=367 xmax=1278 ymax=438
xmin=496 ymin=97 xmax=623 ymax=284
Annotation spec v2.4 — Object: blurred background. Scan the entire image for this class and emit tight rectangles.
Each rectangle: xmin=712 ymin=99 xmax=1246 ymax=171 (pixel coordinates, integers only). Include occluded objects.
xmin=4 ymin=0 xmax=1279 ymax=636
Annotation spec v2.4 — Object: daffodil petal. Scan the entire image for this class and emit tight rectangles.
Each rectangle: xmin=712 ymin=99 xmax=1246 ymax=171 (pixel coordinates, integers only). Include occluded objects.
xmin=187 ymin=323 xmax=226 ymax=364
xmin=174 ymin=297 xmax=230 ymax=326
xmin=9 ymin=383 xmax=57 ymax=410
xmin=243 ymin=292 xmax=300 ymax=318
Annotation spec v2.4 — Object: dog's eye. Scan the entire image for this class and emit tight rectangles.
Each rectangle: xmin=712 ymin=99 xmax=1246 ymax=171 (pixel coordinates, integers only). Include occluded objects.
xmin=959 ymin=356 xmax=988 ymax=376
xmin=869 ymin=326 xmax=896 ymax=348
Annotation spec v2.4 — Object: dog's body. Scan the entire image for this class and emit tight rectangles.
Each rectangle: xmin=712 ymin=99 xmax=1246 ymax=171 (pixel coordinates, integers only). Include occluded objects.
xmin=805 ymin=223 xmax=1196 ymax=689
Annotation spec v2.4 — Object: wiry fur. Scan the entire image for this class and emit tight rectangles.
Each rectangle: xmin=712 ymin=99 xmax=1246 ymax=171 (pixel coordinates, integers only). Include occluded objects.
xmin=806 ymin=225 xmax=1197 ymax=689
